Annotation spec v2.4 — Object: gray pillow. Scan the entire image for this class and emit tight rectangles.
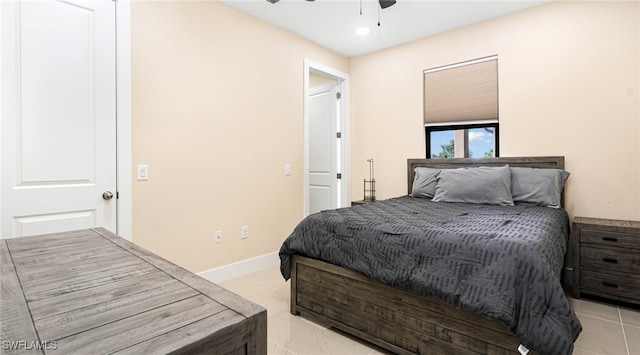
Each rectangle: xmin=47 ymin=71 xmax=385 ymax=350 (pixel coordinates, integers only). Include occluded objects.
xmin=411 ymin=167 xmax=440 ymax=198
xmin=511 ymin=167 xmax=570 ymax=208
xmin=432 ymin=165 xmax=514 ymax=206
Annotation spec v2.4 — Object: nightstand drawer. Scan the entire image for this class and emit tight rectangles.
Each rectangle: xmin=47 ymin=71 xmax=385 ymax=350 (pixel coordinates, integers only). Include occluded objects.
xmin=581 ymin=245 xmax=640 ymax=274
xmin=351 ymin=200 xmax=375 ymax=206
xmin=573 ymin=217 xmax=640 ymax=305
xmin=581 ymin=269 xmax=640 ymax=301
xmin=580 ymin=228 xmax=639 ymax=249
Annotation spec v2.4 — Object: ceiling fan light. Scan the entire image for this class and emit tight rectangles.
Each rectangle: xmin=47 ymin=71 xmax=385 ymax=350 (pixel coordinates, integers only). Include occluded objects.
xmin=356 ymin=27 xmax=370 ymax=36
xmin=265 ymin=0 xmax=280 ymax=4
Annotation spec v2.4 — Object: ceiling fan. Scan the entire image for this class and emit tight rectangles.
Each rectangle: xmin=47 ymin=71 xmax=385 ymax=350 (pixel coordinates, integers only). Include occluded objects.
xmin=265 ymin=0 xmax=397 ymax=9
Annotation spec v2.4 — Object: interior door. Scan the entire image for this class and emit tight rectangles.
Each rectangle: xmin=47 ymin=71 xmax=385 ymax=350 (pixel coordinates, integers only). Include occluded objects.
xmin=308 ymin=83 xmax=339 ymax=215
xmin=1 ymin=0 xmax=117 ymax=238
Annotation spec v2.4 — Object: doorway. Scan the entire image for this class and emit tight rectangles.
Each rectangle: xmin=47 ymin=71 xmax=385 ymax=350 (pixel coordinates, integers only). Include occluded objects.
xmin=304 ymin=60 xmax=350 ymax=216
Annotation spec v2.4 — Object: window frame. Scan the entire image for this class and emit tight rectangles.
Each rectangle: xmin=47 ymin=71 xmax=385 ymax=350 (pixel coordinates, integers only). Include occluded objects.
xmin=425 ymin=122 xmax=500 ymax=159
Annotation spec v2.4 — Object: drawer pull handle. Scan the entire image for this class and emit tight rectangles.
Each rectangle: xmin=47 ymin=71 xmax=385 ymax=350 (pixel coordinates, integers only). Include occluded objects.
xmin=602 ymin=281 xmax=618 ymax=288
xmin=602 ymin=237 xmax=618 ymax=242
xmin=602 ymin=257 xmax=618 ymax=263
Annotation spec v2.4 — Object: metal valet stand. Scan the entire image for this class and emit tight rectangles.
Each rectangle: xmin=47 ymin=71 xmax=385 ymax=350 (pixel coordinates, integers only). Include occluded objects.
xmin=363 ymin=158 xmax=376 ymax=202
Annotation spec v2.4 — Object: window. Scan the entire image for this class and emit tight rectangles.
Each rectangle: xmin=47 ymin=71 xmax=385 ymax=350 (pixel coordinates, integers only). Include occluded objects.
xmin=426 ymin=123 xmax=499 ymax=159
xmin=423 ymin=55 xmax=498 ymax=159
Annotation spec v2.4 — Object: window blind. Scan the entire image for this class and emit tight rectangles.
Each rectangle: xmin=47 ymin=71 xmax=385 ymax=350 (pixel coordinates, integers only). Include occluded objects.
xmin=424 ymin=56 xmax=498 ymax=124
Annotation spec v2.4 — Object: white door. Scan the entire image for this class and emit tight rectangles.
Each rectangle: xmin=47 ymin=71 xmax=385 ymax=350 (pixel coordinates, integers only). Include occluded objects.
xmin=308 ymin=83 xmax=340 ymax=215
xmin=1 ymin=0 xmax=117 ymax=238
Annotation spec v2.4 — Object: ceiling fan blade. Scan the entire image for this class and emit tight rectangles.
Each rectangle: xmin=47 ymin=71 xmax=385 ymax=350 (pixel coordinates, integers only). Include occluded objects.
xmin=379 ymin=0 xmax=396 ymax=9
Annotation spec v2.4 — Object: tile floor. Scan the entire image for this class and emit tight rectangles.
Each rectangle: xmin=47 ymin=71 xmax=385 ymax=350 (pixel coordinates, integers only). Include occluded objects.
xmin=218 ymin=266 xmax=640 ymax=355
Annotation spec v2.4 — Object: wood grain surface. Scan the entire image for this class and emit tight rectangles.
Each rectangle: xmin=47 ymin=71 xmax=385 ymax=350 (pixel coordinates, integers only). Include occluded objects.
xmin=1 ymin=228 xmax=266 ymax=354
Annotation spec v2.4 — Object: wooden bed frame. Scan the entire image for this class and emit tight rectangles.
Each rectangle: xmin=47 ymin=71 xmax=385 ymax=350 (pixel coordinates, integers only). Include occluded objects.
xmin=290 ymin=156 xmax=565 ymax=355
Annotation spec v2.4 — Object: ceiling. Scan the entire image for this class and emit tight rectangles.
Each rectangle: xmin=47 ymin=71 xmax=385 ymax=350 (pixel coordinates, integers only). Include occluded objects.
xmin=218 ymin=0 xmax=551 ymax=57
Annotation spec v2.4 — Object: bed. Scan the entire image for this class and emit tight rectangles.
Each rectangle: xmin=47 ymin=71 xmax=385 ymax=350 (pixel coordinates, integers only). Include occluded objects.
xmin=279 ymin=156 xmax=582 ymax=355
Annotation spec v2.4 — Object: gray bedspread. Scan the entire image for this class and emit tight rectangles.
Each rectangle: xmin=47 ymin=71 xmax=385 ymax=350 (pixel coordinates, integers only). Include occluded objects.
xmin=279 ymin=196 xmax=582 ymax=355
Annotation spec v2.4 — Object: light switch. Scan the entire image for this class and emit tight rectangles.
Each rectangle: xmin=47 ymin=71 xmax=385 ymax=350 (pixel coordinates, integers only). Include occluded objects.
xmin=137 ymin=165 xmax=149 ymax=181
xmin=284 ymin=164 xmax=292 ymax=176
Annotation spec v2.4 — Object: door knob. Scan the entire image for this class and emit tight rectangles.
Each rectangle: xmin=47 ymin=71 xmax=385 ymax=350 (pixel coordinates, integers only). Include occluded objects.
xmin=102 ymin=191 xmax=114 ymax=200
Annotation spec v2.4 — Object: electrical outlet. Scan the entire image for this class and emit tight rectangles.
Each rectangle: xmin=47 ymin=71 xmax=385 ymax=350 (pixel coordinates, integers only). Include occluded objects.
xmin=215 ymin=231 xmax=222 ymax=244
xmin=241 ymin=226 xmax=248 ymax=239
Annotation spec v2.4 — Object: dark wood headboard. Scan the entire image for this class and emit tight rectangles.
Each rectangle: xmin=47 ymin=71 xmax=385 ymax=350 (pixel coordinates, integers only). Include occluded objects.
xmin=407 ymin=156 xmax=565 ymax=195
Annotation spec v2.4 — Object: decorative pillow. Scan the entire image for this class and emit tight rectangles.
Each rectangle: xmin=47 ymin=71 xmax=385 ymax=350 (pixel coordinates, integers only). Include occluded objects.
xmin=432 ymin=165 xmax=514 ymax=206
xmin=510 ymin=167 xmax=570 ymax=208
xmin=411 ymin=167 xmax=440 ymax=198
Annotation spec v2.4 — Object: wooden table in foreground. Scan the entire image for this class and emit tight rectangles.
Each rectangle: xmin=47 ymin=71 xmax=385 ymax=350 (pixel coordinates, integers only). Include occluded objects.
xmin=1 ymin=228 xmax=266 ymax=354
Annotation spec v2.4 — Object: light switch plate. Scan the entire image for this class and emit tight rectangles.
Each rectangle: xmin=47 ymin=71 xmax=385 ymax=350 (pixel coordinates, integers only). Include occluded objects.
xmin=137 ymin=165 xmax=149 ymax=181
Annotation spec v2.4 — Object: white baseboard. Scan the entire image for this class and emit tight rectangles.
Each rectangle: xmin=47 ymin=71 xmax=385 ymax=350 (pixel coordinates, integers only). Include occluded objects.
xmin=197 ymin=251 xmax=280 ymax=283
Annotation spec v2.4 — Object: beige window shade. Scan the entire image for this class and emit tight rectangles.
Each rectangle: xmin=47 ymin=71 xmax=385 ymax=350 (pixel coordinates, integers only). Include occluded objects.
xmin=424 ymin=56 xmax=498 ymax=124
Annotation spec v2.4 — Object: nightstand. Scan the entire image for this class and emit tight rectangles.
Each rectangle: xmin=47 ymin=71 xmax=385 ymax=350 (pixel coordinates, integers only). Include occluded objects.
xmin=351 ymin=200 xmax=376 ymax=206
xmin=572 ymin=217 xmax=640 ymax=305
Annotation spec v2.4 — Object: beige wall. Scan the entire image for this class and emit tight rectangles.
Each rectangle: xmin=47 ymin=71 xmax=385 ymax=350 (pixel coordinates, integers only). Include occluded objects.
xmin=309 ymin=72 xmax=338 ymax=88
xmin=350 ymin=1 xmax=640 ymax=221
xmin=131 ymin=0 xmax=349 ymax=272
xmin=132 ymin=0 xmax=639 ymax=273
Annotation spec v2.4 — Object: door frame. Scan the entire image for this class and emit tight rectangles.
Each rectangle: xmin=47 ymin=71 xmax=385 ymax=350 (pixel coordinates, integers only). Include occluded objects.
xmin=303 ymin=59 xmax=350 ymax=216
xmin=116 ymin=0 xmax=132 ymax=240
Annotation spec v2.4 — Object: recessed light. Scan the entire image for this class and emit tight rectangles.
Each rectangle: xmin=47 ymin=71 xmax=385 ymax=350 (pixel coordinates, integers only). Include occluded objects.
xmin=355 ymin=27 xmax=370 ymax=36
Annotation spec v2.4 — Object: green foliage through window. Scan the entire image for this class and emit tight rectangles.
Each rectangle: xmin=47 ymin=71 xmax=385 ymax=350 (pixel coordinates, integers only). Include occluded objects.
xmin=426 ymin=123 xmax=498 ymax=159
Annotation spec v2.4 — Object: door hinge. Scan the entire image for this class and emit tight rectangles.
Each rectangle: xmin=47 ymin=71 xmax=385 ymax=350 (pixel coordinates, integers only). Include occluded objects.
xmin=336 ymin=132 xmax=342 ymax=138
xmin=336 ymin=92 xmax=341 ymax=100
xmin=337 ymin=173 xmax=342 ymax=179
